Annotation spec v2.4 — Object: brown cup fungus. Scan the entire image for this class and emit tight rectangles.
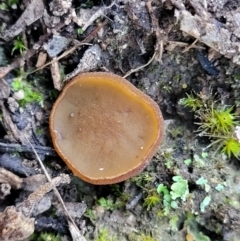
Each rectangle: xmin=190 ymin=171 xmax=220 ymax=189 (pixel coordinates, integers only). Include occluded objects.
xmin=50 ymin=72 xmax=164 ymax=185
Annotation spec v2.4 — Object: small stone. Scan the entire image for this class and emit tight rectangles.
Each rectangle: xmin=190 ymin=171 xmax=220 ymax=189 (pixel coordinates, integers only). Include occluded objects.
xmin=95 ymin=205 xmax=105 ymax=218
xmin=7 ymin=97 xmax=19 ymax=112
xmin=126 ymin=213 xmax=137 ymax=226
xmin=31 ymin=196 xmax=52 ymax=216
xmin=43 ymin=35 xmax=70 ymax=58
xmin=35 ymin=111 xmax=43 ymax=121
xmin=13 ymin=90 xmax=25 ymax=100
xmin=0 ymin=183 xmax=11 ymax=199
xmin=10 ymin=3 xmax=17 ymax=9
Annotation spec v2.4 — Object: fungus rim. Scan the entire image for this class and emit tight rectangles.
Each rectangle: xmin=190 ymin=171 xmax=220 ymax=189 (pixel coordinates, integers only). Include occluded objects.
xmin=49 ymin=72 xmax=164 ymax=185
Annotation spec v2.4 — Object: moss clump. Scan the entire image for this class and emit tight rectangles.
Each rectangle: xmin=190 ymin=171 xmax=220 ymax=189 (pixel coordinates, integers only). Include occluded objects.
xmin=128 ymin=233 xmax=157 ymax=241
xmin=180 ymin=94 xmax=240 ymax=158
xmin=196 ymin=105 xmax=238 ymax=135
xmin=143 ymin=190 xmax=161 ymax=210
xmin=11 ymin=73 xmax=43 ymax=106
xmin=29 ymin=232 xmax=60 ymax=241
xmin=94 ymin=228 xmax=117 ymax=241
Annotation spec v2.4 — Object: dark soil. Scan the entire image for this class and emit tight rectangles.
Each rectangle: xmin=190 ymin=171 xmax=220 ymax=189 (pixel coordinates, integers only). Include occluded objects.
xmin=0 ymin=1 xmax=240 ymax=241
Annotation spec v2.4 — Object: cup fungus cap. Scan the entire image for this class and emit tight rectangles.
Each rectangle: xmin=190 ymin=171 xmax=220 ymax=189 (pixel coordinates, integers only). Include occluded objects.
xmin=50 ymin=72 xmax=164 ymax=185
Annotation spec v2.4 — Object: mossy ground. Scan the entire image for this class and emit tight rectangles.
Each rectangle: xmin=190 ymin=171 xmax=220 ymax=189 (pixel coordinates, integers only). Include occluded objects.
xmin=1 ymin=1 xmax=240 ymax=241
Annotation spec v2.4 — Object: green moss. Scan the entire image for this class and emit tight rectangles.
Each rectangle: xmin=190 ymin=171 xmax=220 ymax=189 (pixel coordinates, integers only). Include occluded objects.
xmin=29 ymin=232 xmax=60 ymax=241
xmin=11 ymin=36 xmax=27 ymax=55
xmin=129 ymin=233 xmax=157 ymax=241
xmin=131 ymin=172 xmax=153 ymax=187
xmin=168 ymin=126 xmax=183 ymax=138
xmin=180 ymin=93 xmax=240 ymax=158
xmin=143 ymin=190 xmax=161 ymax=210
xmin=0 ymin=3 xmax=8 ymax=10
xmin=222 ymin=138 xmax=240 ymax=158
xmin=84 ymin=208 xmax=97 ymax=220
xmin=179 ymin=93 xmax=202 ymax=111
xmin=11 ymin=74 xmax=43 ymax=106
xmin=98 ymin=197 xmax=116 ymax=211
xmin=196 ymin=106 xmax=238 ymax=135
xmin=94 ymin=228 xmax=117 ymax=241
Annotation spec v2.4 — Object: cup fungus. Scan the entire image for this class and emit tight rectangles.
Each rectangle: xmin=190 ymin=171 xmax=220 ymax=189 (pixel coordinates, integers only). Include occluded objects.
xmin=50 ymin=72 xmax=164 ymax=185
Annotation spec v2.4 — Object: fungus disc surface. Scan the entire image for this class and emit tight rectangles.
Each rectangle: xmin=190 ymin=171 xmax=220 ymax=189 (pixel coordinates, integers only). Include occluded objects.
xmin=50 ymin=72 xmax=164 ymax=184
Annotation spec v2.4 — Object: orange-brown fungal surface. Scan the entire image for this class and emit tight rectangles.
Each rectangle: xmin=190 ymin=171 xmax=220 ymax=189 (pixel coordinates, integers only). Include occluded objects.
xmin=50 ymin=72 xmax=164 ymax=185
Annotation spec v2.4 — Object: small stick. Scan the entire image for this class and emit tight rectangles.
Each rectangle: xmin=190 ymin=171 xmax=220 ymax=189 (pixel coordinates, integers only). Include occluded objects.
xmin=0 ymin=142 xmax=56 ymax=156
xmin=30 ymin=20 xmax=108 ymax=75
xmin=0 ymin=23 xmax=65 ymax=78
xmin=123 ymin=51 xmax=156 ymax=78
xmin=146 ymin=0 xmax=164 ymax=63
xmin=182 ymin=39 xmax=199 ymax=53
xmin=0 ymin=100 xmax=25 ymax=144
xmin=27 ymin=138 xmax=87 ymax=241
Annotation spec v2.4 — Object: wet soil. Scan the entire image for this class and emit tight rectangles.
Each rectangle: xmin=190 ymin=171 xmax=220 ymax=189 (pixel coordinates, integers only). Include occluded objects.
xmin=0 ymin=1 xmax=240 ymax=241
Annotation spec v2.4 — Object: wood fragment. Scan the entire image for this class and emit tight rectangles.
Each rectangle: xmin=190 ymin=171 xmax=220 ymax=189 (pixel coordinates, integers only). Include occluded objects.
xmin=0 ymin=174 xmax=70 ymax=241
xmin=64 ymin=44 xmax=101 ymax=82
xmin=0 ymin=22 xmax=65 ymax=79
xmin=170 ymin=0 xmax=240 ymax=65
xmin=30 ymin=20 xmax=108 ymax=77
xmin=0 ymin=78 xmax=11 ymax=99
xmin=72 ymin=3 xmax=113 ymax=31
xmin=0 ymin=206 xmax=34 ymax=241
xmin=27 ymin=139 xmax=87 ymax=241
xmin=35 ymin=52 xmax=48 ymax=68
xmin=123 ymin=51 xmax=156 ymax=78
xmin=0 ymin=101 xmax=26 ymax=144
xmin=0 ymin=65 xmax=13 ymax=79
xmin=146 ymin=1 xmax=165 ymax=63
xmin=0 ymin=183 xmax=11 ymax=199
xmin=0 ymin=0 xmax=44 ymax=41
xmin=0 ymin=142 xmax=56 ymax=156
xmin=0 ymin=153 xmax=36 ymax=177
xmin=182 ymin=39 xmax=199 ymax=53
xmin=50 ymin=58 xmax=62 ymax=91
xmin=0 ymin=167 xmax=23 ymax=189
xmin=17 ymin=174 xmax=70 ymax=217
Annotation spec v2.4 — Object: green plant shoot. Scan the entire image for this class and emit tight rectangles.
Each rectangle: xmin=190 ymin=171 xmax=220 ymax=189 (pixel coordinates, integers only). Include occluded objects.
xmin=12 ymin=36 xmax=27 ymax=55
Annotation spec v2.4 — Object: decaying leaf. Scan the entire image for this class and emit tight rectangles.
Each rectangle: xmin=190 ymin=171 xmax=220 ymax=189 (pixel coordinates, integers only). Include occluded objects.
xmin=0 ymin=206 xmax=34 ymax=241
xmin=0 ymin=168 xmax=23 ymax=190
xmin=0 ymin=174 xmax=70 ymax=241
xmin=0 ymin=0 xmax=44 ymax=41
xmin=170 ymin=0 xmax=240 ymax=65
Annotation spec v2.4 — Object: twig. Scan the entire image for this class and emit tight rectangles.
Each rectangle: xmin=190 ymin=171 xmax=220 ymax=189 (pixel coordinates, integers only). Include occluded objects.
xmin=182 ymin=39 xmax=199 ymax=53
xmin=27 ymin=138 xmax=87 ymax=241
xmin=0 ymin=141 xmax=56 ymax=156
xmin=72 ymin=3 xmax=114 ymax=31
xmin=0 ymin=22 xmax=65 ymax=78
xmin=0 ymin=101 xmax=25 ymax=144
xmin=146 ymin=1 xmax=164 ymax=63
xmin=123 ymin=51 xmax=156 ymax=78
xmin=30 ymin=20 xmax=108 ymax=75
xmin=29 ymin=43 xmax=89 ymax=75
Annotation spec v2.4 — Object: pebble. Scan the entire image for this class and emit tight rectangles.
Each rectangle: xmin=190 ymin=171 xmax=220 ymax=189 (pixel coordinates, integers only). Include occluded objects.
xmin=13 ymin=90 xmax=25 ymax=100
xmin=43 ymin=35 xmax=69 ymax=58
